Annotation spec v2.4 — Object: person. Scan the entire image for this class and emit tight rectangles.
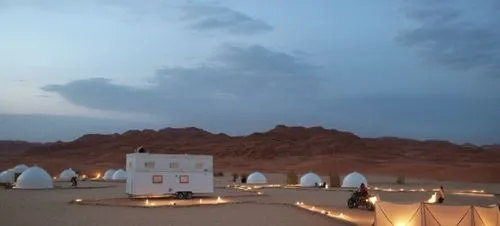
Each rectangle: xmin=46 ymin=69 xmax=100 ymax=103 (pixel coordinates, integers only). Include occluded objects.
xmin=359 ymin=183 xmax=369 ymax=198
xmin=437 ymin=186 xmax=445 ymax=203
xmin=71 ymin=175 xmax=78 ymax=187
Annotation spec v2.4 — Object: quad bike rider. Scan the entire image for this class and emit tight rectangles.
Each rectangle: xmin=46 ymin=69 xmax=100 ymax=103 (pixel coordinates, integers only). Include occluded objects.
xmin=347 ymin=183 xmax=376 ymax=211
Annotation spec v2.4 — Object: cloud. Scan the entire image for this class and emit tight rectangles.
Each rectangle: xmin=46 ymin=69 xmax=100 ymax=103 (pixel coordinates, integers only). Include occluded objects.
xmin=41 ymin=44 xmax=322 ymax=131
xmin=181 ymin=3 xmax=273 ymax=35
xmin=0 ymin=114 xmax=162 ymax=142
xmin=397 ymin=0 xmax=500 ymax=76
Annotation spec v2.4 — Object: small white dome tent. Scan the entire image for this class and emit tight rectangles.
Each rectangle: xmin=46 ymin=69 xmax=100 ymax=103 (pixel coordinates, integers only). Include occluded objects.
xmin=247 ymin=171 xmax=267 ymax=184
xmin=13 ymin=164 xmax=29 ymax=174
xmin=59 ymin=168 xmax=77 ymax=181
xmin=0 ymin=169 xmax=16 ymax=183
xmin=300 ymin=172 xmax=322 ymax=187
xmin=112 ymin=169 xmax=127 ymax=180
xmin=15 ymin=166 xmax=53 ymax=189
xmin=103 ymin=169 xmax=116 ymax=180
xmin=342 ymin=171 xmax=368 ymax=188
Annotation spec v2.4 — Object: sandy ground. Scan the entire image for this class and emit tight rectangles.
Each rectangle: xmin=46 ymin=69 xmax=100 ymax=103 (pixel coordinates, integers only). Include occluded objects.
xmin=0 ymin=173 xmax=498 ymax=226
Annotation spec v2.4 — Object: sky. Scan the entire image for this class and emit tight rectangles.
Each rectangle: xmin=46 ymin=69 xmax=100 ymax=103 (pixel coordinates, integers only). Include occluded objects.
xmin=0 ymin=0 xmax=499 ymax=144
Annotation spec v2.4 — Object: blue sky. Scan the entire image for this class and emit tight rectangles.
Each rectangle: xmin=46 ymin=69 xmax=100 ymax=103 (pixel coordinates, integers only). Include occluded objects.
xmin=0 ymin=0 xmax=499 ymax=144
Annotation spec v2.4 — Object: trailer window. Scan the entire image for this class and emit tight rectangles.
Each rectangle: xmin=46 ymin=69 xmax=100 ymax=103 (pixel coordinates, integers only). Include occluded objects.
xmin=169 ymin=162 xmax=179 ymax=169
xmin=152 ymin=175 xmax=163 ymax=184
xmin=179 ymin=175 xmax=189 ymax=184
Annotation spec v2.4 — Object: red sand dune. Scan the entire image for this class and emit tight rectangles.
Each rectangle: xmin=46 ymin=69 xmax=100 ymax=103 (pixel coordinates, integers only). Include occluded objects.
xmin=0 ymin=125 xmax=499 ymax=183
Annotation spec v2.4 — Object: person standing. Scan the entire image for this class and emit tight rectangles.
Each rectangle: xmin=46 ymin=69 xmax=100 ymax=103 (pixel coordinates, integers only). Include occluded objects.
xmin=437 ymin=186 xmax=445 ymax=203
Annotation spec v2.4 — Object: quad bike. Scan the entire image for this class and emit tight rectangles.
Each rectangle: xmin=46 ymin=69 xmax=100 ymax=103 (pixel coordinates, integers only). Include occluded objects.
xmin=347 ymin=191 xmax=376 ymax=211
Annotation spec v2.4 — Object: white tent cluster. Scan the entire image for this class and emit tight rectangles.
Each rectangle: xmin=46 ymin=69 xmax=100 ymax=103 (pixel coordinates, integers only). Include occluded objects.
xmin=247 ymin=171 xmax=267 ymax=184
xmin=342 ymin=171 xmax=368 ymax=188
xmin=15 ymin=166 xmax=53 ymax=189
xmin=112 ymin=169 xmax=127 ymax=180
xmin=299 ymin=172 xmax=322 ymax=187
xmin=58 ymin=168 xmax=77 ymax=181
xmin=375 ymin=201 xmax=500 ymax=226
xmin=101 ymin=168 xmax=127 ymax=181
xmin=0 ymin=164 xmax=29 ymax=184
xmin=103 ymin=169 xmax=116 ymax=180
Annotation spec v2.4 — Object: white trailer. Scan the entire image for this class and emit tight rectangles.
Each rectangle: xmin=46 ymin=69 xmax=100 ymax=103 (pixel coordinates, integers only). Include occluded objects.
xmin=126 ymin=152 xmax=213 ymax=199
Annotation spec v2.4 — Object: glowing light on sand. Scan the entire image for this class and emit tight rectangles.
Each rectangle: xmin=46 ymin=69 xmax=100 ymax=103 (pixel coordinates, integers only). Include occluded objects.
xmin=199 ymin=199 xmax=203 ymax=204
xmin=145 ymin=199 xmax=149 ymax=205
xmin=453 ymin=192 xmax=494 ymax=198
xmin=400 ymin=188 xmax=404 ymax=191
xmin=368 ymin=196 xmax=378 ymax=204
xmin=217 ymin=196 xmax=222 ymax=203
xmin=321 ymin=210 xmax=326 ymax=214
xmin=169 ymin=201 xmax=175 ymax=205
xmin=427 ymin=192 xmax=437 ymax=203
xmin=92 ymin=173 xmax=101 ymax=180
xmin=395 ymin=222 xmax=406 ymax=226
xmin=74 ymin=198 xmax=82 ymax=202
xmin=257 ymin=192 xmax=263 ymax=195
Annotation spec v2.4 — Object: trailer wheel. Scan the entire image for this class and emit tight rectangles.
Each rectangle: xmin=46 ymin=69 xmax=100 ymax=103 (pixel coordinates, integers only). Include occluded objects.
xmin=176 ymin=192 xmax=185 ymax=199
xmin=185 ymin=192 xmax=193 ymax=199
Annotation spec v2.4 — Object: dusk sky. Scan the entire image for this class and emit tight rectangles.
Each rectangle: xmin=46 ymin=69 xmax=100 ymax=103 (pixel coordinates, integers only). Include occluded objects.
xmin=1 ymin=0 xmax=499 ymax=144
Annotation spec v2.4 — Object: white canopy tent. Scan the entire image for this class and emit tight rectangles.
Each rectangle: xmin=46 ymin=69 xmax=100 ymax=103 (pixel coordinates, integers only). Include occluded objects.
xmin=112 ymin=169 xmax=127 ymax=180
xmin=59 ymin=168 xmax=77 ymax=181
xmin=342 ymin=171 xmax=368 ymax=188
xmin=103 ymin=169 xmax=116 ymax=180
xmin=247 ymin=171 xmax=267 ymax=184
xmin=0 ymin=169 xmax=16 ymax=183
xmin=13 ymin=164 xmax=29 ymax=174
xmin=299 ymin=172 xmax=322 ymax=187
xmin=374 ymin=201 xmax=500 ymax=226
xmin=15 ymin=166 xmax=53 ymax=189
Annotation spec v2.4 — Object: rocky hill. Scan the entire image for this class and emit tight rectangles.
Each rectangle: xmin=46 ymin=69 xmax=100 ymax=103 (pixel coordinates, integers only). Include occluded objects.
xmin=0 ymin=125 xmax=499 ymax=183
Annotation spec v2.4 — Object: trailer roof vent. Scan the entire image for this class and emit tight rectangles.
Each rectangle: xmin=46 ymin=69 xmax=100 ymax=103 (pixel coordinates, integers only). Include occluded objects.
xmin=135 ymin=146 xmax=149 ymax=153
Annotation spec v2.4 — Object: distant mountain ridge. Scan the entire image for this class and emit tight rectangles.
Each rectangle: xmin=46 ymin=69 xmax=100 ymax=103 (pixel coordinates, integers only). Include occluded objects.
xmin=0 ymin=125 xmax=499 ymax=183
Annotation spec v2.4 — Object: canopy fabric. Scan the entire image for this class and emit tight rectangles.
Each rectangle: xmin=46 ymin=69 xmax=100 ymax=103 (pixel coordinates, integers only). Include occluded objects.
xmin=15 ymin=166 xmax=53 ymax=189
xmin=247 ymin=172 xmax=267 ymax=184
xmin=112 ymin=169 xmax=127 ymax=180
xmin=299 ymin=172 xmax=322 ymax=187
xmin=59 ymin=168 xmax=76 ymax=181
xmin=342 ymin=171 xmax=368 ymax=188
xmin=374 ymin=201 xmax=500 ymax=226
xmin=103 ymin=169 xmax=116 ymax=180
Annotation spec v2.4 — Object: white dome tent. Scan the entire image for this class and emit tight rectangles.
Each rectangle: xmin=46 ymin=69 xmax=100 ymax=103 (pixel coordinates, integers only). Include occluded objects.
xmin=59 ymin=168 xmax=77 ymax=181
xmin=299 ymin=172 xmax=322 ymax=187
xmin=112 ymin=169 xmax=127 ymax=180
xmin=13 ymin=164 xmax=29 ymax=174
xmin=246 ymin=171 xmax=267 ymax=184
xmin=15 ymin=166 xmax=53 ymax=189
xmin=342 ymin=171 xmax=368 ymax=188
xmin=103 ymin=169 xmax=116 ymax=180
xmin=0 ymin=169 xmax=16 ymax=183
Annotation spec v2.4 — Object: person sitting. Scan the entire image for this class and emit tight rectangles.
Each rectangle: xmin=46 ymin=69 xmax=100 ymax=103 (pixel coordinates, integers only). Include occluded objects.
xmin=359 ymin=183 xmax=369 ymax=198
xmin=437 ymin=186 xmax=445 ymax=203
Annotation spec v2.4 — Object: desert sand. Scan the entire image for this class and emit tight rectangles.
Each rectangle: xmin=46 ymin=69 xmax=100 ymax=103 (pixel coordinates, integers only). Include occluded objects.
xmin=1 ymin=173 xmax=498 ymax=226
